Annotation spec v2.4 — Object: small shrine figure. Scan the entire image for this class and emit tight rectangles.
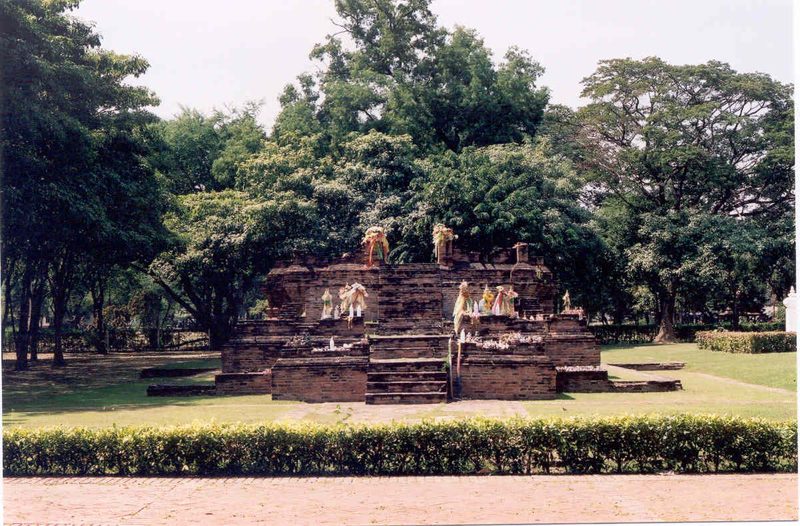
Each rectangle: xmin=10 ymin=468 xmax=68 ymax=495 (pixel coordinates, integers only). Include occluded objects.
xmin=432 ymin=224 xmax=456 ymax=265
xmin=344 ymin=282 xmax=369 ymax=327
xmin=321 ymin=289 xmax=333 ymax=319
xmin=362 ymin=226 xmax=389 ymax=267
xmin=492 ymin=286 xmax=506 ymax=316
xmin=338 ymin=283 xmax=351 ymax=314
xmin=452 ymin=281 xmax=475 ymax=334
xmin=504 ymin=285 xmax=519 ymax=317
xmin=562 ymin=290 xmax=571 ymax=312
xmin=479 ymin=285 xmax=495 ymax=314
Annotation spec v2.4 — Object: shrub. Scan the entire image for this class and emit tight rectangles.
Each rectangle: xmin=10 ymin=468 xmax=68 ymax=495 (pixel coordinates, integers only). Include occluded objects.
xmin=3 ymin=416 xmax=796 ymax=476
xmin=696 ymin=331 xmax=797 ymax=354
xmin=591 ymin=322 xmax=785 ymax=345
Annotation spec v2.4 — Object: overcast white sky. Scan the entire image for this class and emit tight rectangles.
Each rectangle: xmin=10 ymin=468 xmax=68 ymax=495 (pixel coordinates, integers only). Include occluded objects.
xmin=76 ymin=0 xmax=793 ymax=130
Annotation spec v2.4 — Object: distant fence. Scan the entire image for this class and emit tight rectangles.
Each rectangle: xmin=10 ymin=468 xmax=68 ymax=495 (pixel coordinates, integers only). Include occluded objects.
xmin=589 ymin=322 xmax=784 ymax=345
xmin=3 ymin=328 xmax=209 ymax=354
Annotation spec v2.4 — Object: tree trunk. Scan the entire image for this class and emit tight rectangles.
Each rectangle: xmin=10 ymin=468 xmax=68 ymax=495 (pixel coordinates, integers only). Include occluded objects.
xmin=49 ymin=250 xmax=73 ymax=367
xmin=2 ymin=256 xmax=16 ymax=335
xmin=28 ymin=277 xmax=46 ymax=362
xmin=91 ymin=280 xmax=107 ymax=354
xmin=654 ymin=291 xmax=677 ymax=343
xmin=731 ymin=289 xmax=740 ymax=330
xmin=14 ymin=265 xmax=33 ymax=371
xmin=208 ymin=322 xmax=230 ymax=350
xmin=52 ymin=296 xmax=66 ymax=367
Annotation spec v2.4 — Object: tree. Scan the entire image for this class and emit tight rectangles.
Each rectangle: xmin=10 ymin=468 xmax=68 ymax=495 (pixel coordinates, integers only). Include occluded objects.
xmin=386 ymin=29 xmax=548 ymax=151
xmin=146 ymin=190 xmax=319 ymax=349
xmin=1 ymin=0 xmax=167 ymax=367
xmin=396 ymin=140 xmax=605 ymax=308
xmin=147 ymin=108 xmax=225 ymax=194
xmin=273 ymin=0 xmax=549 ymax=153
xmin=578 ymin=57 xmax=794 ymax=341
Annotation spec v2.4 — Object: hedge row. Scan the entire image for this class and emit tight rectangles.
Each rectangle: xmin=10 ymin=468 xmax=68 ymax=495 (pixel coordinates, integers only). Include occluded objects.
xmin=696 ymin=331 xmax=797 ymax=354
xmin=590 ymin=322 xmax=784 ymax=345
xmin=4 ymin=416 xmax=796 ymax=476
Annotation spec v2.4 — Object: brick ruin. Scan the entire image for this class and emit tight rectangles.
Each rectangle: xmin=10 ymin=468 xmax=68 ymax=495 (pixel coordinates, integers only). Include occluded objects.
xmin=214 ymin=232 xmax=628 ymax=403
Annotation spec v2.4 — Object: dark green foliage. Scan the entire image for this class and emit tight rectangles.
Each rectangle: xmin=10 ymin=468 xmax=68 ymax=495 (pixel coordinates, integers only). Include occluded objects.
xmin=1 ymin=0 xmax=169 ymax=366
xmin=591 ymin=322 xmax=785 ymax=345
xmin=275 ymin=0 xmax=548 ymax=153
xmin=697 ymin=331 xmax=797 ymax=354
xmin=4 ymin=416 xmax=796 ymax=476
xmin=579 ymin=57 xmax=794 ymax=341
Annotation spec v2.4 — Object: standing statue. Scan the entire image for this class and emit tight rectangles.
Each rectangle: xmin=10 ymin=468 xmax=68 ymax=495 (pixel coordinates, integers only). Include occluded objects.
xmin=338 ymin=283 xmax=351 ymax=314
xmin=363 ymin=226 xmax=390 ymax=267
xmin=432 ymin=224 xmax=455 ymax=264
xmin=504 ymin=285 xmax=519 ymax=317
xmin=348 ymin=283 xmax=369 ymax=315
xmin=339 ymin=282 xmax=369 ymax=327
xmin=492 ymin=286 xmax=506 ymax=316
xmin=452 ymin=281 xmax=475 ymax=334
xmin=562 ymin=290 xmax=571 ymax=312
xmin=479 ymin=285 xmax=495 ymax=315
xmin=783 ymin=287 xmax=797 ymax=332
xmin=321 ymin=289 xmax=333 ymax=319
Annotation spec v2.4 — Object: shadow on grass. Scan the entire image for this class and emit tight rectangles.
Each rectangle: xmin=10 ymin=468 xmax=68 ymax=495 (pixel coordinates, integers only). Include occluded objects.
xmin=2 ymin=354 xmax=228 ymax=419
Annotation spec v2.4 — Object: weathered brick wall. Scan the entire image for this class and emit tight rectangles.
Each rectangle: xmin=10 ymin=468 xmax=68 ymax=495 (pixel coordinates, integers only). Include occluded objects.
xmin=271 ymin=357 xmax=368 ymax=402
xmin=215 ymin=371 xmax=272 ymax=395
xmin=543 ymin=335 xmax=600 ymax=367
xmin=221 ymin=339 xmax=286 ymax=373
xmin=555 ymin=368 xmax=610 ymax=393
xmin=264 ymin=259 xmax=556 ymax=332
xmin=459 ymin=355 xmax=556 ymax=400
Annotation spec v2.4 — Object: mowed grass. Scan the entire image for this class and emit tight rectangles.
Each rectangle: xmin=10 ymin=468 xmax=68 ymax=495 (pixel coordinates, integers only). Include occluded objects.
xmin=602 ymin=342 xmax=797 ymax=391
xmin=2 ymin=343 xmax=796 ymax=428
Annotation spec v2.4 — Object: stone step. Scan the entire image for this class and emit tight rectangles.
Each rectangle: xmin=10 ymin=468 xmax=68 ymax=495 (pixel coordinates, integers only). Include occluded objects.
xmin=369 ymin=347 xmax=447 ymax=359
xmin=367 ymin=370 xmax=448 ymax=382
xmin=365 ymin=391 xmax=447 ymax=404
xmin=368 ymin=358 xmax=445 ymax=372
xmin=369 ymin=341 xmax=446 ymax=350
xmin=369 ymin=334 xmax=451 ymax=345
xmin=367 ymin=380 xmax=447 ymax=393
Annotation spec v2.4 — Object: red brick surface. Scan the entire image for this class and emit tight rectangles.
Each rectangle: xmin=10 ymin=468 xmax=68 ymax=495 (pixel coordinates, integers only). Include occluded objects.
xmin=460 ymin=355 xmax=556 ymax=400
xmin=271 ymin=357 xmax=368 ymax=402
xmin=4 ymin=474 xmax=796 ymax=525
xmin=215 ymin=371 xmax=271 ymax=395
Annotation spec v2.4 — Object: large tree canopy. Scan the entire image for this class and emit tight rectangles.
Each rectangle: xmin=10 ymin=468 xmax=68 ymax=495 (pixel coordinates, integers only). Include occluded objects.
xmin=274 ymin=0 xmax=549 ymax=153
xmin=146 ymin=190 xmax=318 ymax=348
xmin=1 ymin=0 xmax=168 ymax=367
xmin=578 ymin=57 xmax=794 ymax=340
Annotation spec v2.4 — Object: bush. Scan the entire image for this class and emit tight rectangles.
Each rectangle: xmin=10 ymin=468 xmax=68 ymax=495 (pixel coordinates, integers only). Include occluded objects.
xmin=3 ymin=416 xmax=796 ymax=476
xmin=591 ymin=322 xmax=786 ymax=345
xmin=696 ymin=331 xmax=797 ymax=354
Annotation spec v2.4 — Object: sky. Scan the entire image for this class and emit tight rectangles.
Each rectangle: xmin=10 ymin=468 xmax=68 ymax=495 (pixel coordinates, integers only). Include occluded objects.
xmin=75 ymin=0 xmax=794 ymax=130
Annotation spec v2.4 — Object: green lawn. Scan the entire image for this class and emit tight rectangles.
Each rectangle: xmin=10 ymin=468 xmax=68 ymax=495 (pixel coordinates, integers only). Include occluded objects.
xmin=602 ymin=342 xmax=797 ymax=390
xmin=2 ymin=343 xmax=795 ymax=428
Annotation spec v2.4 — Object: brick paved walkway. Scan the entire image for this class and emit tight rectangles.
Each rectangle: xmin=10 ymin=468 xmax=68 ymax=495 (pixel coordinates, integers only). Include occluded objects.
xmin=4 ymin=474 xmax=797 ymax=525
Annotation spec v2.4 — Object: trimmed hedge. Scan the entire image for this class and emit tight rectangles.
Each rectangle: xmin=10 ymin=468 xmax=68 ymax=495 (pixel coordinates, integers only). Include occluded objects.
xmin=591 ymin=322 xmax=785 ymax=345
xmin=696 ymin=331 xmax=797 ymax=354
xmin=4 ymin=416 xmax=796 ymax=476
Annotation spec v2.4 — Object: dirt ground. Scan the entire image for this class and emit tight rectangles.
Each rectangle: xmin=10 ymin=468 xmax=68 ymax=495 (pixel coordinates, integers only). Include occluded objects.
xmin=4 ymin=473 xmax=797 ymax=525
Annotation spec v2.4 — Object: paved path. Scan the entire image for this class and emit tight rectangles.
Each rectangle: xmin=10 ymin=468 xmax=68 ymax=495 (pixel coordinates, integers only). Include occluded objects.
xmin=4 ymin=474 xmax=797 ymax=525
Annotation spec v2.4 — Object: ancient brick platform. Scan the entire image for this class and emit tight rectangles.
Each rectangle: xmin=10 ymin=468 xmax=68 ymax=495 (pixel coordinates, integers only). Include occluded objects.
xmin=216 ymin=242 xmax=612 ymax=403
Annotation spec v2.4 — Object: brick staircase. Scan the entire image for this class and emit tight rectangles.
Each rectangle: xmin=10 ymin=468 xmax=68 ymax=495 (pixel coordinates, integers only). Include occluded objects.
xmin=366 ymin=334 xmax=451 ymax=404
